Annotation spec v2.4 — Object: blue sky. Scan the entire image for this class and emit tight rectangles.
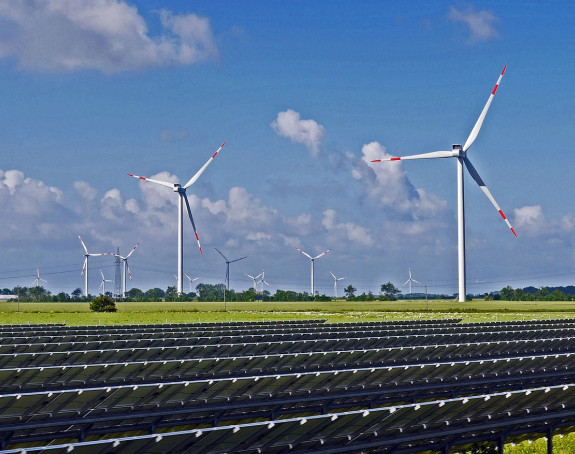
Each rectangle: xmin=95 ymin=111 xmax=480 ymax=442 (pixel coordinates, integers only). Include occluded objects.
xmin=1 ymin=0 xmax=574 ymax=297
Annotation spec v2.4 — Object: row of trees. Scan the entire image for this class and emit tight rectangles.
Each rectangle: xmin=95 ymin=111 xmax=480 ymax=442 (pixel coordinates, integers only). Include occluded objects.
xmin=4 ymin=284 xmax=575 ymax=303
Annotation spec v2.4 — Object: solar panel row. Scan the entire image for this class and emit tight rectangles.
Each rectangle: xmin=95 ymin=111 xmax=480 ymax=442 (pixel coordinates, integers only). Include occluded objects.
xmin=2 ymin=319 xmax=575 ymax=453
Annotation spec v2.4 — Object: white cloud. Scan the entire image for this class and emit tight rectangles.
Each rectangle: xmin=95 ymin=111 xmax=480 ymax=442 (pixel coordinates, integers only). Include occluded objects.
xmin=271 ymin=109 xmax=326 ymax=156
xmin=448 ymin=5 xmax=499 ymax=43
xmin=514 ymin=205 xmax=575 ymax=238
xmin=322 ymin=209 xmax=373 ymax=246
xmin=0 ymin=0 xmax=218 ymax=73
xmin=353 ymin=142 xmax=448 ymax=221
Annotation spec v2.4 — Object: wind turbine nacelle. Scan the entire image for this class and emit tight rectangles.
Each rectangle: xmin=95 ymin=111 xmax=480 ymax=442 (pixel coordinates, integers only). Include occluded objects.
xmin=452 ymin=144 xmax=463 ymax=157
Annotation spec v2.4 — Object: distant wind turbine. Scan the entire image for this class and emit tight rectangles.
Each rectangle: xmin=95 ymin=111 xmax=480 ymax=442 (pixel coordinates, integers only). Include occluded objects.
xmin=330 ymin=271 xmax=346 ymax=299
xmin=112 ymin=243 xmax=139 ymax=299
xmin=78 ymin=234 xmax=110 ymax=297
xmin=99 ymin=269 xmax=113 ymax=296
xmin=128 ymin=142 xmax=226 ymax=295
xmin=371 ymin=66 xmax=516 ymax=302
xmin=31 ymin=267 xmax=48 ymax=287
xmin=215 ymin=248 xmax=247 ymax=290
xmin=256 ymin=269 xmax=271 ymax=295
xmin=245 ymin=271 xmax=262 ymax=291
xmin=403 ymin=268 xmax=421 ymax=295
xmin=184 ymin=274 xmax=201 ymax=293
xmin=296 ymin=248 xmax=331 ymax=296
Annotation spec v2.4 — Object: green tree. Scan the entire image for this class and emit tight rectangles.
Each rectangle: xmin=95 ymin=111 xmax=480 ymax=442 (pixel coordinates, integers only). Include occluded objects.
xmin=89 ymin=295 xmax=117 ymax=312
xmin=344 ymin=284 xmax=356 ymax=299
xmin=380 ymin=282 xmax=401 ymax=301
xmin=71 ymin=288 xmax=83 ymax=300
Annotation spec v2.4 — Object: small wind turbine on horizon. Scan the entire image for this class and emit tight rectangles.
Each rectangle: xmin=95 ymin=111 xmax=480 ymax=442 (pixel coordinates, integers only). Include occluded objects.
xmin=296 ymin=248 xmax=331 ymax=296
xmin=184 ymin=274 xmax=201 ymax=293
xmin=128 ymin=142 xmax=226 ymax=295
xmin=330 ymin=271 xmax=346 ymax=299
xmin=112 ymin=243 xmax=139 ymax=299
xmin=31 ymin=267 xmax=48 ymax=287
xmin=371 ymin=66 xmax=517 ymax=302
xmin=257 ymin=269 xmax=271 ymax=295
xmin=215 ymin=248 xmax=247 ymax=290
xmin=403 ymin=268 xmax=421 ymax=295
xmin=78 ymin=234 xmax=110 ymax=297
xmin=99 ymin=269 xmax=113 ymax=296
xmin=245 ymin=271 xmax=262 ymax=291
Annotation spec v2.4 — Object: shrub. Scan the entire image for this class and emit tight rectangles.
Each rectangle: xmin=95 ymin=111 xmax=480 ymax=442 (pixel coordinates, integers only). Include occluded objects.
xmin=90 ymin=296 xmax=117 ymax=312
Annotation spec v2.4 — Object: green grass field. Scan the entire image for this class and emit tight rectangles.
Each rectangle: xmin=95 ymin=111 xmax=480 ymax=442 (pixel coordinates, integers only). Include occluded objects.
xmin=2 ymin=299 xmax=575 ymax=325
xmin=2 ymin=300 xmax=575 ymax=453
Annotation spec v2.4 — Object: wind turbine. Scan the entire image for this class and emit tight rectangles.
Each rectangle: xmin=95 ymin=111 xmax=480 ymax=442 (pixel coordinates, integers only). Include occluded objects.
xmin=296 ymin=248 xmax=331 ymax=296
xmin=78 ymin=234 xmax=110 ymax=297
xmin=99 ymin=270 xmax=113 ymax=295
xmin=31 ymin=267 xmax=48 ymax=287
xmin=215 ymin=248 xmax=247 ymax=290
xmin=128 ymin=142 xmax=226 ymax=295
xmin=245 ymin=271 xmax=262 ymax=291
xmin=371 ymin=66 xmax=516 ymax=303
xmin=330 ymin=271 xmax=346 ymax=299
xmin=257 ymin=269 xmax=271 ymax=295
xmin=184 ymin=274 xmax=201 ymax=293
xmin=112 ymin=243 xmax=139 ymax=299
xmin=403 ymin=268 xmax=421 ymax=295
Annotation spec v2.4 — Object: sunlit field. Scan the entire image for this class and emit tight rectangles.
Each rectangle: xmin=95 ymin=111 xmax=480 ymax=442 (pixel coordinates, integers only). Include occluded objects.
xmin=3 ymin=299 xmax=575 ymax=325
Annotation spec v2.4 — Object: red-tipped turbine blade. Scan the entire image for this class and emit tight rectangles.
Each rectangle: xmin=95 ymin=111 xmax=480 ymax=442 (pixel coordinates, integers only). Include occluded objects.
xmin=463 ymin=65 xmax=506 ymax=152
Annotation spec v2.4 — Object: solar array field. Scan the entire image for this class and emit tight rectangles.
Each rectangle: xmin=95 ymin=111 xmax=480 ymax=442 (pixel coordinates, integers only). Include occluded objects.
xmin=2 ymin=319 xmax=575 ymax=453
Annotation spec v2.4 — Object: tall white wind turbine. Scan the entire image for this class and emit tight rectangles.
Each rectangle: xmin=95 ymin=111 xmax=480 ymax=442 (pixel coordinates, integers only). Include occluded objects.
xmin=184 ymin=274 xmax=201 ymax=293
xmin=371 ymin=66 xmax=516 ymax=302
xmin=99 ymin=269 xmax=113 ymax=296
xmin=112 ymin=243 xmax=139 ymax=299
xmin=403 ymin=268 xmax=421 ymax=295
xmin=330 ymin=271 xmax=346 ymax=299
xmin=296 ymin=248 xmax=331 ymax=296
xmin=215 ymin=248 xmax=247 ymax=290
xmin=31 ymin=267 xmax=48 ymax=287
xmin=78 ymin=234 xmax=109 ymax=297
xmin=128 ymin=142 xmax=226 ymax=295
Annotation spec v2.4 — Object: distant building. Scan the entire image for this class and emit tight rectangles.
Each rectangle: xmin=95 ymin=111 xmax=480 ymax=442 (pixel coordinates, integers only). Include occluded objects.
xmin=0 ymin=295 xmax=17 ymax=301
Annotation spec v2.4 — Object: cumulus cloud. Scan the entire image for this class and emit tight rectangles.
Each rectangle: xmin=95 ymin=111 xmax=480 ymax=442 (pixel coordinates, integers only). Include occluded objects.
xmin=322 ymin=209 xmax=373 ymax=246
xmin=352 ymin=142 xmax=448 ymax=221
xmin=448 ymin=5 xmax=499 ymax=43
xmin=514 ymin=205 xmax=575 ymax=238
xmin=271 ymin=109 xmax=326 ymax=156
xmin=0 ymin=0 xmax=219 ymax=73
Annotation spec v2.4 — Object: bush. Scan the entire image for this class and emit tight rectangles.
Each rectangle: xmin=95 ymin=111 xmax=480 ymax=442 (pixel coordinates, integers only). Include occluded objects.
xmin=90 ymin=296 xmax=117 ymax=312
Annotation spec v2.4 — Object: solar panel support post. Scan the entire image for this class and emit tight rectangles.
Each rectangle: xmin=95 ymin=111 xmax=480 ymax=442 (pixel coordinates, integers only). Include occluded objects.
xmin=547 ymin=427 xmax=553 ymax=454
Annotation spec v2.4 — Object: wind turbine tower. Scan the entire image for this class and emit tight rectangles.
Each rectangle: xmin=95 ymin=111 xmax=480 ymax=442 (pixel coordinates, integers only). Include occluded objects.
xmin=215 ymin=248 xmax=247 ymax=290
xmin=371 ymin=66 xmax=516 ymax=302
xmin=296 ymin=248 xmax=331 ymax=296
xmin=330 ymin=271 xmax=346 ymax=299
xmin=128 ymin=142 xmax=226 ymax=295
xmin=403 ymin=268 xmax=421 ymax=295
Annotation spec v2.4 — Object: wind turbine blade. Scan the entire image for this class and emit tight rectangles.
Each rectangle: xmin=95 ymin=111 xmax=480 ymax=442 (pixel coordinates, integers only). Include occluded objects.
xmin=463 ymin=65 xmax=506 ymax=152
xmin=183 ymin=193 xmax=203 ymax=254
xmin=81 ymin=257 xmax=87 ymax=276
xmin=463 ymin=157 xmax=517 ymax=237
xmin=126 ymin=242 xmax=139 ymax=259
xmin=126 ymin=261 xmax=133 ymax=281
xmin=215 ymin=248 xmax=229 ymax=262
xmin=330 ymin=271 xmax=336 ymax=279
xmin=183 ymin=142 xmax=226 ymax=189
xmin=296 ymin=248 xmax=313 ymax=260
xmin=100 ymin=270 xmax=105 ymax=280
xmin=403 ymin=279 xmax=410 ymax=286
xmin=371 ymin=150 xmax=455 ymax=163
xmin=127 ymin=174 xmax=176 ymax=189
xmin=245 ymin=274 xmax=255 ymax=279
xmin=313 ymin=249 xmax=332 ymax=260
xmin=230 ymin=256 xmax=247 ymax=263
xmin=78 ymin=234 xmax=89 ymax=254
xmin=263 ymin=280 xmax=270 ymax=286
